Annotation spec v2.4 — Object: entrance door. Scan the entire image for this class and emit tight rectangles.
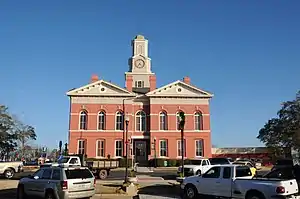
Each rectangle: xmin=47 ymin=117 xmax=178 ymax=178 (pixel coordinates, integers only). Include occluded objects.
xmin=135 ymin=141 xmax=147 ymax=166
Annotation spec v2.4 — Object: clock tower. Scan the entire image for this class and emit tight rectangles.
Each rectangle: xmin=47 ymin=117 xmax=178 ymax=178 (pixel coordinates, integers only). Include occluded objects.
xmin=125 ymin=35 xmax=156 ymax=93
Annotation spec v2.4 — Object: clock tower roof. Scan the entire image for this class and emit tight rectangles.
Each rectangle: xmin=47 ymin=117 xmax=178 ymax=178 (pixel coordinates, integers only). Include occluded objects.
xmin=135 ymin=35 xmax=145 ymax=40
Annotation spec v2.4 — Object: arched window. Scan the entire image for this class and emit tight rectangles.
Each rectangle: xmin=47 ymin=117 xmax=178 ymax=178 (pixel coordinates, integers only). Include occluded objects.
xmin=194 ymin=112 xmax=203 ymax=130
xmin=115 ymin=111 xmax=124 ymax=130
xmin=195 ymin=139 xmax=204 ymax=157
xmin=98 ymin=111 xmax=106 ymax=130
xmin=136 ymin=111 xmax=146 ymax=131
xmin=176 ymin=111 xmax=184 ymax=130
xmin=159 ymin=112 xmax=168 ymax=130
xmin=79 ymin=111 xmax=88 ymax=130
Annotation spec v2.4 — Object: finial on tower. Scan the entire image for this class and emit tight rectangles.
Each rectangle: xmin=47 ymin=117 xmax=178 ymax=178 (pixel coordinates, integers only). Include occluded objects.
xmin=135 ymin=35 xmax=145 ymax=40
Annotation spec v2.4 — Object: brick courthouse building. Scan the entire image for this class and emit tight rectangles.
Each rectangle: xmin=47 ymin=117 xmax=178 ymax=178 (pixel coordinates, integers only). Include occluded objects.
xmin=67 ymin=35 xmax=213 ymax=165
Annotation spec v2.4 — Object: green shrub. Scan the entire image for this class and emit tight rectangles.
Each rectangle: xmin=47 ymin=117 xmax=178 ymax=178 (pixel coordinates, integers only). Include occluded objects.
xmin=168 ymin=159 xmax=177 ymax=167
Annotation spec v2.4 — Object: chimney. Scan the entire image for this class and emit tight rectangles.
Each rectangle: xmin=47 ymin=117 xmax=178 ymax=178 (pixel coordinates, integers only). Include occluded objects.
xmin=183 ymin=76 xmax=191 ymax=84
xmin=125 ymin=75 xmax=133 ymax=92
xmin=149 ymin=75 xmax=156 ymax=91
xmin=90 ymin=74 xmax=99 ymax=83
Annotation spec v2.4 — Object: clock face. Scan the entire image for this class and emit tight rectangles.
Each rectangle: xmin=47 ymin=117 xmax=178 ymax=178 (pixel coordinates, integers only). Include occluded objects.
xmin=135 ymin=59 xmax=145 ymax=68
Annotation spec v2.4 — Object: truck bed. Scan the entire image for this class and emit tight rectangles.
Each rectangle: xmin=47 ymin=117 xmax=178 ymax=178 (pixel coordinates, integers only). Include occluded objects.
xmin=85 ymin=159 xmax=119 ymax=168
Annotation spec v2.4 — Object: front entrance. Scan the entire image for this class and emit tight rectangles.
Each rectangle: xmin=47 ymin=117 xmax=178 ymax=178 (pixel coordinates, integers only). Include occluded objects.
xmin=135 ymin=140 xmax=148 ymax=166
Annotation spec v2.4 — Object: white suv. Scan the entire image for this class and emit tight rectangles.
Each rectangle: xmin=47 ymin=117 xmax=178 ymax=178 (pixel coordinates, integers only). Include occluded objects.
xmin=17 ymin=165 xmax=95 ymax=199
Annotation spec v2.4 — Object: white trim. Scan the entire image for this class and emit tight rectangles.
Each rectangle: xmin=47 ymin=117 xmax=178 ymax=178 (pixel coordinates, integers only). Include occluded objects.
xmin=195 ymin=139 xmax=204 ymax=158
xmin=66 ymin=79 xmax=137 ymax=96
xmin=96 ymin=139 xmax=105 ymax=158
xmin=194 ymin=112 xmax=203 ymax=131
xmin=131 ymin=135 xmax=150 ymax=139
xmin=115 ymin=140 xmax=123 ymax=157
xmin=146 ymin=80 xmax=213 ymax=97
xmin=177 ymin=139 xmax=187 ymax=158
xmin=159 ymin=139 xmax=168 ymax=158
xmin=97 ymin=111 xmax=106 ymax=130
xmin=135 ymin=110 xmax=146 ymax=132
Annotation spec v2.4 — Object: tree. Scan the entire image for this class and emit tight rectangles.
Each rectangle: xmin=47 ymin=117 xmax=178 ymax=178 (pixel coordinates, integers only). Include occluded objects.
xmin=257 ymin=91 xmax=300 ymax=156
xmin=14 ymin=120 xmax=36 ymax=157
xmin=0 ymin=105 xmax=17 ymax=159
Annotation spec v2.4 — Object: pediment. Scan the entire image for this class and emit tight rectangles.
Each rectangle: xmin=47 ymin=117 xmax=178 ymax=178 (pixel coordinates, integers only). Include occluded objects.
xmin=66 ymin=80 xmax=136 ymax=97
xmin=146 ymin=80 xmax=213 ymax=98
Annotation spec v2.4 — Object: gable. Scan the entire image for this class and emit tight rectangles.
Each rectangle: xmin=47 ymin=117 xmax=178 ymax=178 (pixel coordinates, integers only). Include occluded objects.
xmin=66 ymin=80 xmax=136 ymax=97
xmin=146 ymin=80 xmax=213 ymax=98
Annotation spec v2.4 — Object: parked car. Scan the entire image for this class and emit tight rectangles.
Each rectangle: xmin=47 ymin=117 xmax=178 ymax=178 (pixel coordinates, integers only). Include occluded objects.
xmin=181 ymin=164 xmax=300 ymax=199
xmin=40 ymin=155 xmax=119 ymax=179
xmin=0 ymin=161 xmax=23 ymax=179
xmin=17 ymin=165 xmax=96 ymax=199
xmin=177 ymin=158 xmax=212 ymax=178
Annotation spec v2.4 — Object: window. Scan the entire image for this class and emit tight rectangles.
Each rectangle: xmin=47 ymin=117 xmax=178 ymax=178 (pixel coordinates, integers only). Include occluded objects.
xmin=69 ymin=158 xmax=79 ymax=164
xmin=98 ymin=111 xmax=106 ymax=130
xmin=223 ymin=167 xmax=231 ymax=179
xmin=136 ymin=111 xmax=146 ymax=131
xmin=195 ymin=139 xmax=204 ymax=157
xmin=78 ymin=140 xmax=85 ymax=155
xmin=52 ymin=169 xmax=61 ymax=180
xmin=176 ymin=111 xmax=184 ymax=130
xmin=159 ymin=112 xmax=168 ymax=130
xmin=236 ymin=166 xmax=252 ymax=177
xmin=177 ymin=139 xmax=186 ymax=157
xmin=194 ymin=112 xmax=203 ymax=130
xmin=33 ymin=169 xmax=44 ymax=178
xmin=159 ymin=140 xmax=168 ymax=157
xmin=41 ymin=169 xmax=52 ymax=179
xmin=201 ymin=160 xmax=207 ymax=166
xmin=202 ymin=167 xmax=221 ymax=178
xmin=65 ymin=168 xmax=93 ymax=179
xmin=115 ymin=140 xmax=123 ymax=157
xmin=96 ymin=140 xmax=105 ymax=157
xmin=135 ymin=81 xmax=144 ymax=88
xmin=116 ymin=112 xmax=124 ymax=130
xmin=79 ymin=111 xmax=88 ymax=130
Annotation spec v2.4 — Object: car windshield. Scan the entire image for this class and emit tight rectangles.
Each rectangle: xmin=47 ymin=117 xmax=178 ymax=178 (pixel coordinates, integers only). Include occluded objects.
xmin=65 ymin=168 xmax=93 ymax=179
xmin=233 ymin=162 xmax=245 ymax=165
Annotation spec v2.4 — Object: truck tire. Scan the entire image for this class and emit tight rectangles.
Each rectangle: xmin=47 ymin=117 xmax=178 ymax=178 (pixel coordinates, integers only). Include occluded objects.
xmin=246 ymin=191 xmax=265 ymax=199
xmin=99 ymin=169 xmax=108 ymax=179
xmin=4 ymin=168 xmax=15 ymax=179
xmin=17 ymin=185 xmax=27 ymax=199
xmin=184 ymin=184 xmax=198 ymax=199
xmin=45 ymin=189 xmax=55 ymax=199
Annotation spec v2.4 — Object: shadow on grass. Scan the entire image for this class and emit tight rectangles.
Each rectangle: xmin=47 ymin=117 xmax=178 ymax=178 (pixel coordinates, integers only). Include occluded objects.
xmin=0 ymin=188 xmax=17 ymax=199
xmin=138 ymin=184 xmax=181 ymax=197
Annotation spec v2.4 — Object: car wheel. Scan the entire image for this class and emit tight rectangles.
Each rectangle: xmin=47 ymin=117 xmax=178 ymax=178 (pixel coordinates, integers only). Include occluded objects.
xmin=184 ymin=184 xmax=198 ymax=199
xmin=45 ymin=191 xmax=55 ymax=199
xmin=99 ymin=170 xmax=108 ymax=179
xmin=4 ymin=169 xmax=14 ymax=179
xmin=196 ymin=170 xmax=201 ymax=175
xmin=17 ymin=185 xmax=27 ymax=199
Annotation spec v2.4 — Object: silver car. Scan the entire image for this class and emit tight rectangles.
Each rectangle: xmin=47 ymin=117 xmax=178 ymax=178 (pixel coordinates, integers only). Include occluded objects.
xmin=17 ymin=165 xmax=96 ymax=199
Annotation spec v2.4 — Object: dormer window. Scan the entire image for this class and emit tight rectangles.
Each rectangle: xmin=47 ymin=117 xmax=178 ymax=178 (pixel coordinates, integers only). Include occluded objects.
xmin=135 ymin=81 xmax=144 ymax=88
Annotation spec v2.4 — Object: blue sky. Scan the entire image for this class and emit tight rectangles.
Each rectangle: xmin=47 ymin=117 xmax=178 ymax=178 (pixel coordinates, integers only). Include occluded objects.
xmin=0 ymin=1 xmax=299 ymax=149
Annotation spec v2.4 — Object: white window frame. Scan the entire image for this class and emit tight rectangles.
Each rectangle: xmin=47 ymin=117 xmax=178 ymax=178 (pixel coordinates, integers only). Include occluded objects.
xmin=98 ymin=111 xmax=106 ymax=130
xmin=194 ymin=112 xmax=203 ymax=131
xmin=159 ymin=140 xmax=168 ymax=157
xmin=79 ymin=111 xmax=88 ymax=130
xmin=96 ymin=140 xmax=105 ymax=158
xmin=159 ymin=111 xmax=168 ymax=131
xmin=176 ymin=111 xmax=184 ymax=131
xmin=177 ymin=139 xmax=186 ymax=157
xmin=195 ymin=139 xmax=204 ymax=157
xmin=115 ymin=111 xmax=124 ymax=131
xmin=136 ymin=111 xmax=146 ymax=131
xmin=77 ymin=140 xmax=86 ymax=155
xmin=115 ymin=140 xmax=123 ymax=157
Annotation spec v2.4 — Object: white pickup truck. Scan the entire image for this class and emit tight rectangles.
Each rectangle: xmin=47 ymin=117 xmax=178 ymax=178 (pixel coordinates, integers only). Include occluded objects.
xmin=177 ymin=158 xmax=212 ymax=177
xmin=0 ymin=161 xmax=23 ymax=179
xmin=181 ymin=164 xmax=300 ymax=199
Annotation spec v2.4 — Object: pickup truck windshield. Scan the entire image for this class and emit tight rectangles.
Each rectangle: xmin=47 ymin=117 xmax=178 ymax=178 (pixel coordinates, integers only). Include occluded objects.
xmin=65 ymin=169 xmax=93 ymax=179
xmin=209 ymin=158 xmax=230 ymax=165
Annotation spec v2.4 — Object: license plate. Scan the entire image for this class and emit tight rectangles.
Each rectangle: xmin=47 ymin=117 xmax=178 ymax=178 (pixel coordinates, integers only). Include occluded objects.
xmin=78 ymin=184 xmax=89 ymax=189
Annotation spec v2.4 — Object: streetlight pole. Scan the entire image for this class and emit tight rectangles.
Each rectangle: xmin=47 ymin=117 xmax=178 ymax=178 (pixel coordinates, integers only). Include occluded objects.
xmin=179 ymin=112 xmax=185 ymax=178
xmin=124 ymin=115 xmax=130 ymax=183
xmin=153 ymin=137 xmax=157 ymax=168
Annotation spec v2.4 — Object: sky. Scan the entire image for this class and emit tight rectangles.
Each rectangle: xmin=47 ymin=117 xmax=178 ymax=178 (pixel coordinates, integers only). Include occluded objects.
xmin=0 ymin=0 xmax=299 ymax=149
